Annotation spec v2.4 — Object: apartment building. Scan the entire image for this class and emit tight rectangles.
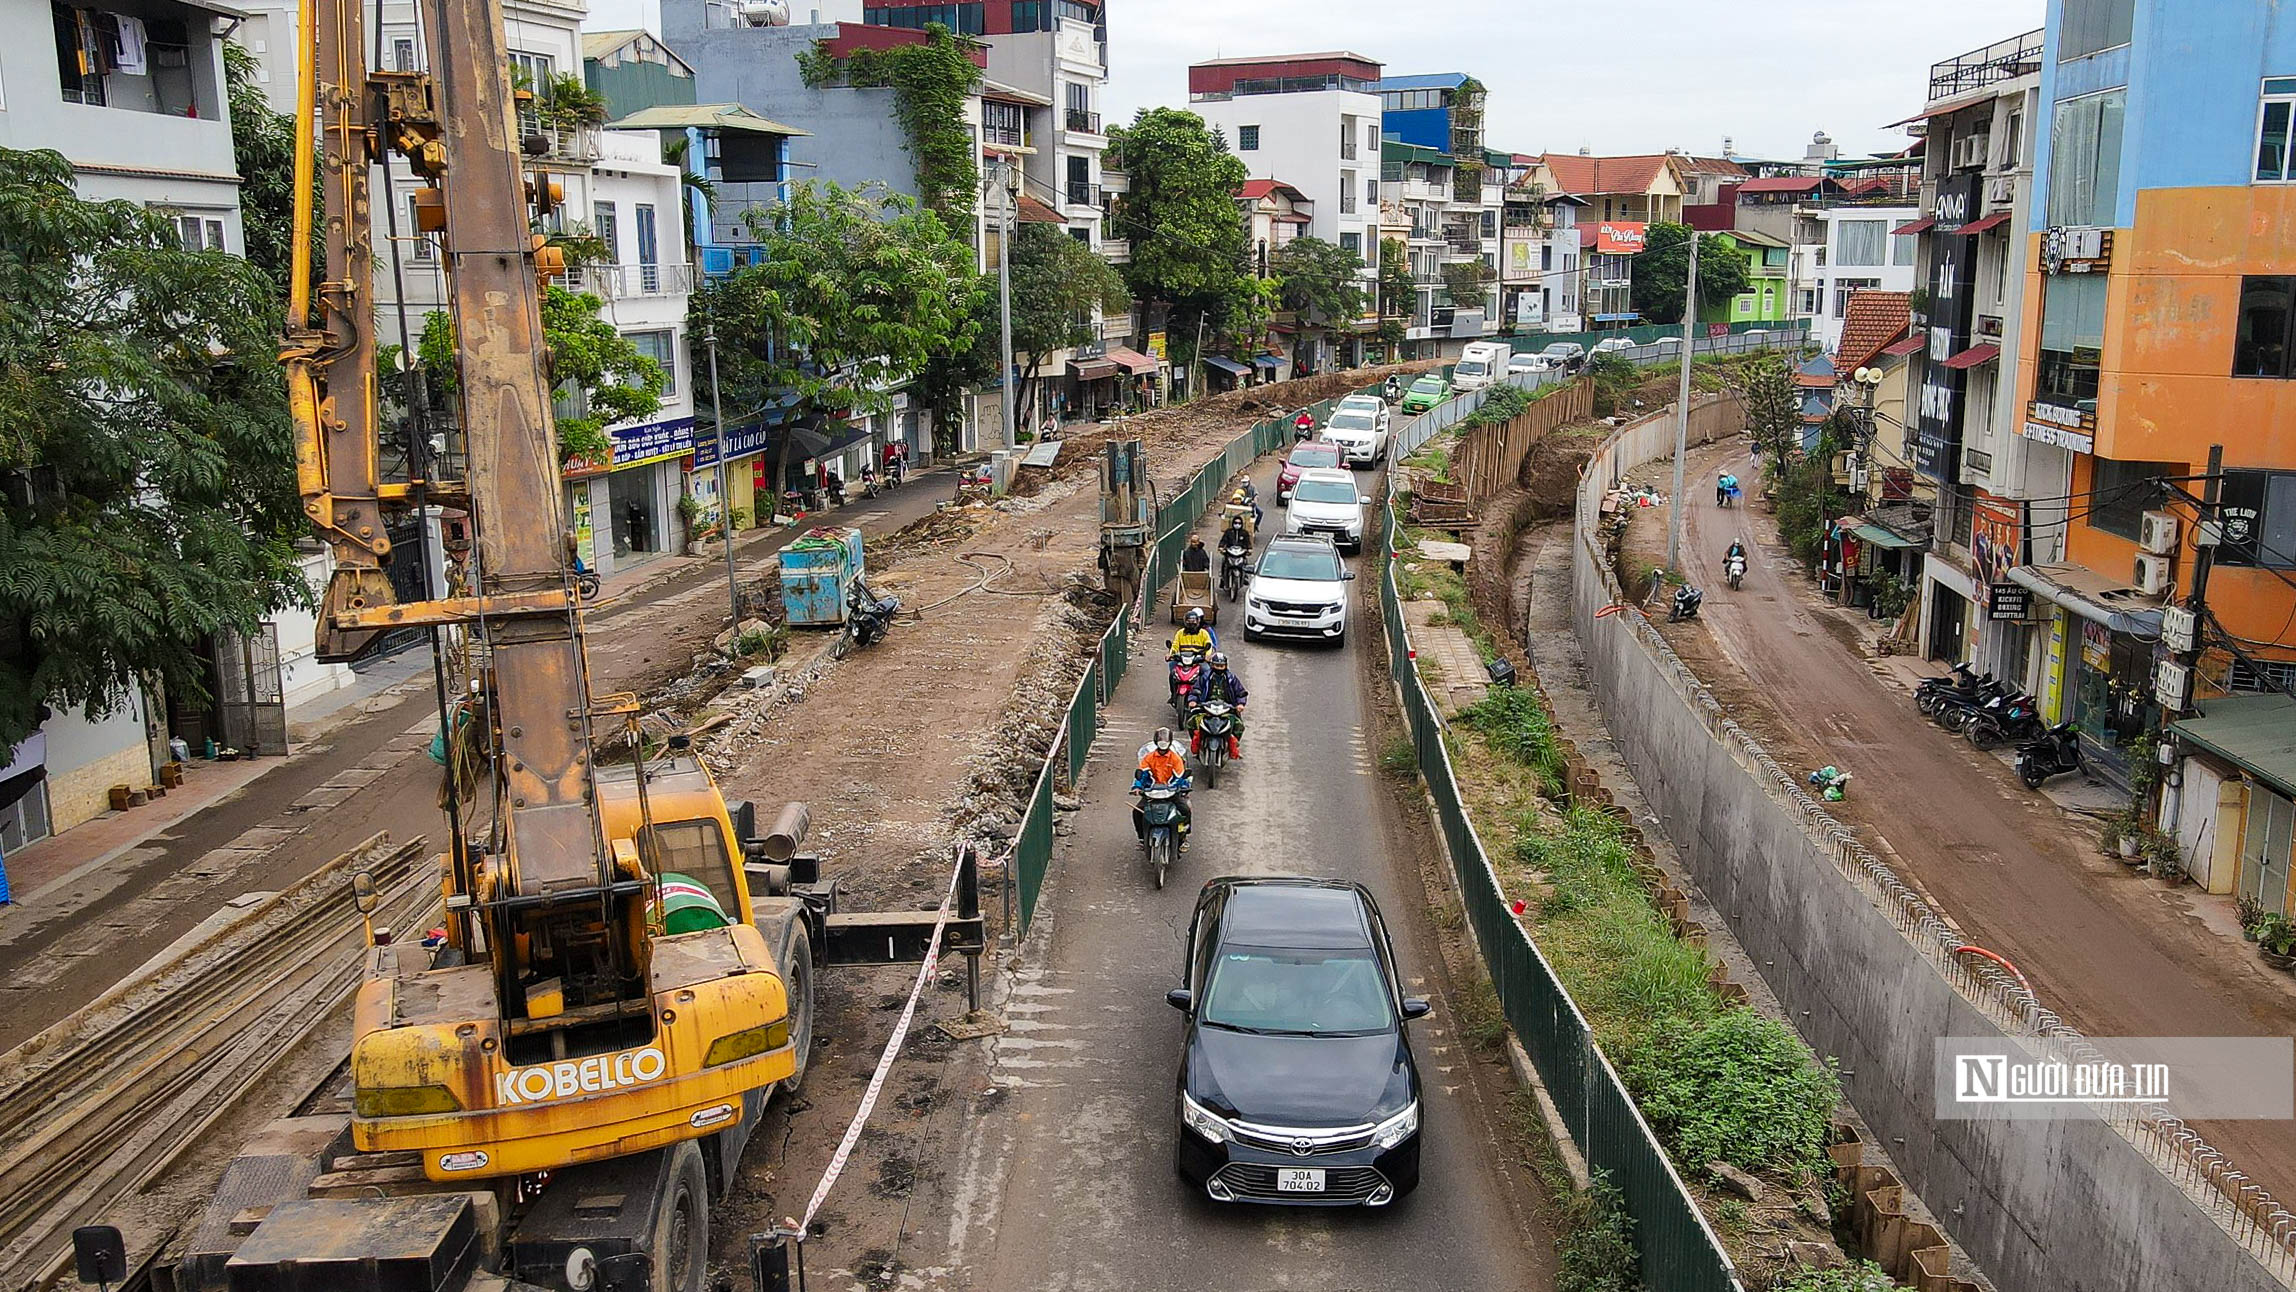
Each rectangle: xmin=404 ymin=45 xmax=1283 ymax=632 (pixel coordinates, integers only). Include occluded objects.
xmin=2007 ymin=2 xmax=2296 ymax=904
xmin=1804 ymin=203 xmax=1922 ymax=352
xmin=1500 ymin=172 xmax=1586 ymax=334
xmin=1374 ymin=73 xmax=1500 ymax=353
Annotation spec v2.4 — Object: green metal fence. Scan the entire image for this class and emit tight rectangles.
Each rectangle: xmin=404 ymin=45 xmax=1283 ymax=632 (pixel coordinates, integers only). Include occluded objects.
xmin=1374 ymin=496 xmax=1741 ymax=1291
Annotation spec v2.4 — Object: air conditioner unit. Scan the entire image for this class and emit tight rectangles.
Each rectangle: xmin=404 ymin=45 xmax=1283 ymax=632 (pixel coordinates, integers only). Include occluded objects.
xmin=1984 ymin=175 xmax=2017 ymax=210
xmin=2134 ymin=553 xmax=2173 ymax=596
xmin=1954 ymin=134 xmax=1989 ymax=171
xmin=2139 ymin=510 xmax=2180 ymax=555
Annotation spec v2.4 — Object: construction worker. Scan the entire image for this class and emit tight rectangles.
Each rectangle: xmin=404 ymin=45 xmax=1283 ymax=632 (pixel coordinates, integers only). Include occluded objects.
xmin=1169 ymin=607 xmax=1217 ymax=657
xmin=1188 ymin=650 xmax=1250 ymax=761
xmin=1132 ymin=727 xmax=1193 ymax=847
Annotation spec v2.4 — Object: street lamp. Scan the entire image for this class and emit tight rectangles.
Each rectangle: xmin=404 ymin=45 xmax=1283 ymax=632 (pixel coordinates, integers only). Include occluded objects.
xmin=1847 ymin=365 xmax=1884 ymax=503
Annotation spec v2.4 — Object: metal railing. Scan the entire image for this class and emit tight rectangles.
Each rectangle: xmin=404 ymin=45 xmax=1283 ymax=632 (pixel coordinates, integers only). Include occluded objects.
xmin=514 ymin=110 xmax=601 ymax=163
xmin=1065 ymin=182 xmax=1103 ymax=209
xmin=1929 ymin=29 xmax=2045 ymax=102
xmin=1064 ymin=108 xmax=1103 ymax=135
xmin=563 ymin=262 xmax=696 ymax=299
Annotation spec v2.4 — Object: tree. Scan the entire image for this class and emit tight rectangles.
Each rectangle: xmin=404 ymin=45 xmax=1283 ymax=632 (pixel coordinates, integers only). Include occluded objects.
xmin=418 ymin=286 xmax=663 ymax=468
xmin=1270 ymin=235 xmax=1364 ymax=368
xmin=1006 ymin=221 xmax=1130 ymax=422
xmin=0 ymin=147 xmax=307 ymax=749
xmin=1630 ymin=222 xmax=1750 ymax=325
xmin=1375 ymin=236 xmax=1413 ymax=357
xmin=797 ymin=24 xmax=983 ymax=231
xmin=1106 ymin=109 xmax=1254 ymax=377
xmin=1441 ymin=258 xmax=1495 ymax=311
xmin=1738 ymin=353 xmax=1802 ymax=468
xmin=224 ymin=41 xmax=317 ymax=303
xmin=692 ymin=182 xmax=983 ymax=490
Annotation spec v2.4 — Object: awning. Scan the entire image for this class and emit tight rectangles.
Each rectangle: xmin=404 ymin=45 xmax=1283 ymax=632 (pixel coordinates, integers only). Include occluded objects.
xmin=605 ymin=103 xmax=811 ymax=137
xmin=1892 ymin=217 xmax=1936 ymax=236
xmin=1955 ymin=213 xmax=2011 ymax=236
xmin=1070 ymin=359 xmax=1119 ymax=381
xmin=2171 ymin=695 xmax=2296 ymax=801
xmin=2007 ymin=563 xmax=2166 ymax=636
xmin=1103 ymin=345 xmax=1159 ymax=375
xmin=1593 ymin=313 xmax=1641 ymax=323
xmin=1251 ymin=355 xmax=1283 ymax=371
xmin=1882 ymin=333 xmax=1929 ymax=358
xmin=1202 ymin=355 xmax=1252 ymax=378
xmin=1851 ymin=522 xmax=1921 ymax=550
xmin=1941 ymin=342 xmax=2000 ymax=369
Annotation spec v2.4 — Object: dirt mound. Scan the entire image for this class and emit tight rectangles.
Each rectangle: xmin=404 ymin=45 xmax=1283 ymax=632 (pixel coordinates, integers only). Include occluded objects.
xmin=1520 ymin=423 xmax=1608 ymax=523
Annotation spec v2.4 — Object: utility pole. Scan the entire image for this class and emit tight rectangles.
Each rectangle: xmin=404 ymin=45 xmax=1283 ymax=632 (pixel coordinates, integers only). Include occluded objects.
xmin=996 ymin=159 xmax=1017 ymax=451
xmin=1191 ymin=311 xmax=1207 ymax=405
xmin=704 ymin=319 xmax=741 ymax=630
xmin=2173 ymin=444 xmax=2226 ymax=700
xmin=1666 ymin=228 xmax=1699 ymax=570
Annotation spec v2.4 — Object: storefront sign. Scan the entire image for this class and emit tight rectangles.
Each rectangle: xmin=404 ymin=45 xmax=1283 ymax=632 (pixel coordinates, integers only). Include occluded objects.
xmin=1913 ymin=174 xmax=1981 ymax=483
xmin=691 ymin=417 xmax=775 ymax=470
xmin=1594 ymin=222 xmax=1647 ymax=255
xmin=2040 ymin=226 xmax=2112 ymax=275
xmin=610 ymin=415 xmax=698 ymax=470
xmin=570 ymin=485 xmax=594 ymax=561
xmin=2081 ymin=620 xmax=2112 ymax=671
xmin=1146 ymin=332 xmax=1168 ymax=361
xmin=1988 ymin=582 xmax=2032 ymax=621
xmin=1971 ymin=495 xmax=2022 ymax=591
xmin=2019 ymin=417 xmax=2095 ymax=454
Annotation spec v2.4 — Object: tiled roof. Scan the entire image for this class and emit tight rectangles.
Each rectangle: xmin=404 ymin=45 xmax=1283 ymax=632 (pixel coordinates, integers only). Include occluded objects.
xmin=1015 ymin=194 xmax=1066 ymax=225
xmin=1835 ymin=290 xmax=1913 ymax=375
xmin=1535 ymin=152 xmax=1673 ymax=197
xmin=1237 ymin=179 xmax=1309 ymax=203
xmin=1675 ymin=154 xmax=1749 ymax=178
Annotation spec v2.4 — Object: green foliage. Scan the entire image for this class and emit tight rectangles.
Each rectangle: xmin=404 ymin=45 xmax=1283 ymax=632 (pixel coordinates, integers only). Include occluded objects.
xmin=419 ymin=287 xmax=660 ymax=466
xmin=1516 ymin=808 xmax=1719 ymax=1045
xmin=1002 ymin=221 xmax=1130 ymax=416
xmin=1588 ymin=351 xmax=1638 ymax=417
xmin=1463 ymin=381 xmax=1531 ymax=429
xmin=1770 ymin=1260 xmax=1906 ymax=1292
xmin=1772 ymin=420 xmax=1852 ymax=565
xmin=1624 ymin=1008 xmax=1841 ymax=1177
xmin=1107 ymin=108 xmax=1254 ymax=369
xmin=1556 ymin=1177 xmax=1640 ymax=1292
xmin=0 ymin=146 xmax=306 ymax=747
xmin=698 ymin=182 xmax=983 ymax=469
xmin=1738 ymin=353 xmax=1802 ymax=468
xmin=539 ymin=73 xmax=608 ymax=129
xmin=1460 ymin=683 xmax=1565 ymax=798
xmin=1376 ymin=236 xmax=1413 ymax=355
xmin=223 ymin=41 xmax=319 ymax=306
xmin=801 ymin=26 xmax=984 ymax=229
xmin=1270 ymin=235 xmax=1365 ymax=328
xmin=1441 ymin=257 xmax=1495 ymax=309
xmin=1631 ymin=224 xmax=1753 ymax=325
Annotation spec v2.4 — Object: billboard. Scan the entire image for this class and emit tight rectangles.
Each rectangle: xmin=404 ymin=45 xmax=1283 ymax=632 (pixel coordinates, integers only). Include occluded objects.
xmin=1593 ymin=222 xmax=1647 ymax=255
xmin=1912 ymin=174 xmax=1981 ymax=482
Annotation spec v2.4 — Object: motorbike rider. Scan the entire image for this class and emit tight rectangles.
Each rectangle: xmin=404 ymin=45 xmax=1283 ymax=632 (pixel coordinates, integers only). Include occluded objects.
xmin=1132 ymin=727 xmax=1193 ymax=847
xmin=1725 ymin=539 xmax=1747 ymax=564
xmin=1169 ymin=607 xmax=1218 ymax=657
xmin=1716 ymin=471 xmax=1740 ymax=506
xmin=1293 ymin=410 xmax=1316 ymax=440
xmin=1230 ymin=484 xmax=1263 ymax=528
xmin=1181 ymin=535 xmax=1212 ymax=573
xmin=1187 ymin=650 xmax=1250 ymax=760
xmin=1219 ymin=512 xmax=1252 ymax=556
xmin=1383 ymin=375 xmax=1403 ymax=403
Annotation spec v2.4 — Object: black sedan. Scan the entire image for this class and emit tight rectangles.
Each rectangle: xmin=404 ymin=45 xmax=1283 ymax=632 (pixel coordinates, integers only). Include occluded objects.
xmin=1166 ymin=877 xmax=1429 ymax=1206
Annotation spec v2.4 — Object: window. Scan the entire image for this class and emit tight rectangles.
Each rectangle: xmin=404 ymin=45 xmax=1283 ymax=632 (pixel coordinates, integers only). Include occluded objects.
xmin=1340 ymin=116 xmax=1357 ymax=161
xmin=593 ymin=201 xmax=618 ymax=262
xmin=53 ymin=4 xmax=108 ymax=105
xmin=1339 ymin=231 xmax=1362 ymax=256
xmin=1835 ymin=219 xmax=1886 ymax=266
xmin=1540 ymin=245 xmax=1552 ymax=271
xmin=1010 ymin=0 xmax=1045 ymax=29
xmin=984 ymin=99 xmax=1024 ymax=148
xmin=408 ymin=194 xmax=434 ymax=260
xmin=392 ymin=37 xmax=416 ymax=71
xmin=2256 ymin=79 xmax=2296 ymax=182
xmin=2037 ymin=272 xmax=2107 ymax=408
xmin=509 ymin=51 xmax=554 ymax=86
xmin=1891 ymin=231 xmax=1918 ymax=266
xmin=1066 ymin=154 xmax=1092 ymax=206
xmin=1365 ymin=177 xmax=1378 ymax=205
xmin=2215 ymin=470 xmax=2296 ymax=569
xmin=1831 ymin=277 xmax=1881 ymax=318
xmin=2002 ymin=109 xmax=2024 ymax=172
xmin=627 ymin=329 xmax=677 ymax=398
xmin=1799 ymin=289 xmax=1820 ymax=315
xmin=862 ymin=3 xmax=985 ymax=34
xmin=2047 ymin=89 xmax=2126 ymax=228
xmin=2059 ymin=0 xmax=2134 ymax=61
xmin=1367 ymin=123 xmax=1380 ymax=154
xmin=1339 ymin=171 xmax=1356 ymax=214
xmin=2087 ymin=457 xmax=2176 ymax=541
xmin=176 ymin=215 xmax=226 ymax=251
xmin=1238 ymin=125 xmax=1259 ymax=152
xmin=1764 ymin=246 xmax=1788 ymax=268
xmin=2236 ymin=275 xmax=2294 ymax=377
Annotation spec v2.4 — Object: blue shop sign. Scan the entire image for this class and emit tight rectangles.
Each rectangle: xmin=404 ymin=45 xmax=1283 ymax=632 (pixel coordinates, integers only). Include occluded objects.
xmin=610 ymin=415 xmax=697 ymax=469
xmin=691 ymin=418 xmax=774 ymax=469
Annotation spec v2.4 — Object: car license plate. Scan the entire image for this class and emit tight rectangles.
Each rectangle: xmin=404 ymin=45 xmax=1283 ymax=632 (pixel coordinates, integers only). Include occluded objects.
xmin=1276 ymin=1168 xmax=1326 ymax=1193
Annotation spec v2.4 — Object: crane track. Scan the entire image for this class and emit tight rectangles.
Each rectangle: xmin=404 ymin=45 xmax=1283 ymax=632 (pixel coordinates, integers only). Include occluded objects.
xmin=0 ymin=835 xmax=433 ymax=1292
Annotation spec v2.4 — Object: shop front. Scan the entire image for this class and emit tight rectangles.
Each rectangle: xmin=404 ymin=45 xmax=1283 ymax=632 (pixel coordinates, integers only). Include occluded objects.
xmin=598 ymin=415 xmax=694 ymax=573
xmin=2168 ymin=695 xmax=2296 ymax=911
xmin=1821 ymin=513 xmax=1924 ymax=620
xmin=2008 ymin=562 xmax=2166 ymax=787
xmin=1969 ymin=495 xmax=2044 ymax=693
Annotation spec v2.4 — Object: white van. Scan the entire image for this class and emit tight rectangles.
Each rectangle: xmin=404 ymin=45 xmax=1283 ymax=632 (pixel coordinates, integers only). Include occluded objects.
xmin=1451 ymin=341 xmax=1512 ymax=394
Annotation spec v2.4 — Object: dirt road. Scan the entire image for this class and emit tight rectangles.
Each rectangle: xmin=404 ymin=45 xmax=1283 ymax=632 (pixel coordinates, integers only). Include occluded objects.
xmin=1638 ymin=437 xmax=2296 ymax=1203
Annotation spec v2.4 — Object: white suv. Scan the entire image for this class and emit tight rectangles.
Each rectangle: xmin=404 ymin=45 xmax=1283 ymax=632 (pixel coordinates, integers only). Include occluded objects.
xmin=1245 ymin=535 xmax=1355 ymax=646
xmin=1334 ymin=393 xmax=1392 ymax=435
xmin=1283 ymin=467 xmax=1371 ymax=552
xmin=1319 ymin=405 xmax=1389 ymax=467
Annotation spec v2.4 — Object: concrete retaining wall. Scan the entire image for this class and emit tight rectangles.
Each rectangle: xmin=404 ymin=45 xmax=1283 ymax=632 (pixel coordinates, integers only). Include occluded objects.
xmin=1568 ymin=407 xmax=2293 ymax=1292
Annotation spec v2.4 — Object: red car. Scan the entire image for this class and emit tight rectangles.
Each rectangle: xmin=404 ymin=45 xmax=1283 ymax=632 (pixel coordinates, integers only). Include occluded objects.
xmin=1277 ymin=442 xmax=1346 ymax=505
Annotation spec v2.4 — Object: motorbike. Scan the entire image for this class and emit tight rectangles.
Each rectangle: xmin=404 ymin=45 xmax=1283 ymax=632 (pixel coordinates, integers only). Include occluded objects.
xmin=1382 ymin=378 xmax=1403 ymax=405
xmin=831 ymin=578 xmax=901 ymax=660
xmin=1138 ymin=783 xmax=1187 ymax=889
xmin=1914 ymin=662 xmax=1983 ymax=716
xmin=1191 ymin=699 xmax=1237 ymax=789
xmin=1928 ymin=676 xmax=2013 ymax=733
xmin=1293 ymin=412 xmax=1317 ymax=441
xmin=1807 ymin=766 xmax=1853 ymax=801
xmin=1724 ymin=551 xmax=1747 ymax=591
xmin=1167 ymin=648 xmax=1208 ymax=729
xmin=860 ymin=467 xmax=881 ymax=499
xmin=1219 ymin=542 xmax=1250 ymax=602
xmin=826 ymin=476 xmax=849 ymax=508
xmin=2015 ymin=723 xmax=2083 ymax=790
xmin=1965 ymin=690 xmax=2046 ymax=751
xmin=1668 ymin=585 xmax=1705 ymax=622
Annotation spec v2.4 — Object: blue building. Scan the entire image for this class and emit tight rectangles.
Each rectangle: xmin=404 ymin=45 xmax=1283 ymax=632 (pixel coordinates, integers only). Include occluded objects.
xmin=1376 ymin=72 xmax=1473 ymax=153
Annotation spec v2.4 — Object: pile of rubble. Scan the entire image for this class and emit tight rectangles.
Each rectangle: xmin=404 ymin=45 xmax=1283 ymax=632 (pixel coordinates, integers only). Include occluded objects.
xmin=946 ymin=579 xmax=1113 ymax=855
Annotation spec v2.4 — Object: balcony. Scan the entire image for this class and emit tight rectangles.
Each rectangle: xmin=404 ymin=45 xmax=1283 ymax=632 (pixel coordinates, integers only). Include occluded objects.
xmin=1928 ymin=30 xmax=2044 ymax=103
xmin=516 ymin=110 xmax=601 ymax=164
xmin=1099 ymin=238 xmax=1131 ymax=264
xmin=1065 ymin=183 xmax=1103 ymax=209
xmin=563 ymin=262 xmax=696 ymax=300
xmin=1064 ymin=108 xmax=1104 ymax=136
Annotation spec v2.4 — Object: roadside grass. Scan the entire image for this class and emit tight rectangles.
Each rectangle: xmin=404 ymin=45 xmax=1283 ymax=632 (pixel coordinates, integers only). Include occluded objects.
xmin=1403 ymin=437 xmax=1454 ymax=481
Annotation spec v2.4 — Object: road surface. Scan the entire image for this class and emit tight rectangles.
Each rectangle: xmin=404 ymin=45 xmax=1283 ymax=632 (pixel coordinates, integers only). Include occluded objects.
xmin=947 ymin=459 xmax=1554 ymax=1290
xmin=1665 ymin=438 xmax=2296 ymax=1203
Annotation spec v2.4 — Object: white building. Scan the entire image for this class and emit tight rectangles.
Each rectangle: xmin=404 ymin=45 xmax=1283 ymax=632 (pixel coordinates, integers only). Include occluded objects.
xmin=1806 ymin=203 xmax=1921 ymax=352
xmin=1188 ymin=52 xmax=1384 ymax=367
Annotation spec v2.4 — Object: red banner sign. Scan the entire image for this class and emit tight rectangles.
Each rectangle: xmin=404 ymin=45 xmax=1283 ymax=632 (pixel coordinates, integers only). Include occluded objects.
xmin=1594 ymin=222 xmax=1648 ymax=255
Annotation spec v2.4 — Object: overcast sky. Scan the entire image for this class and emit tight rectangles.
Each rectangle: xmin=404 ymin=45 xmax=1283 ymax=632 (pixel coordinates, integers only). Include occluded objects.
xmin=1112 ymin=0 xmax=2045 ymax=160
xmin=590 ymin=0 xmax=2044 ymax=161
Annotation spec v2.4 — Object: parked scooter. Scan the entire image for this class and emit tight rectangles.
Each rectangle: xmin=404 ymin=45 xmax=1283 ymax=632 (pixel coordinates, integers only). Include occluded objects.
xmin=1929 ymin=675 xmax=2014 ymax=733
xmin=860 ymin=466 xmax=882 ymax=499
xmin=1914 ymin=662 xmax=1983 ymax=716
xmin=1167 ymin=647 xmax=1209 ymax=730
xmin=2015 ymin=723 xmax=2083 ymax=789
xmin=1807 ymin=766 xmax=1853 ymax=801
xmin=1219 ymin=540 xmax=1250 ymax=602
xmin=831 ymin=577 xmax=901 ymax=659
xmin=1137 ymin=781 xmax=1189 ymax=889
xmin=1191 ymin=699 xmax=1238 ymax=789
xmin=1668 ymin=585 xmax=1705 ymax=622
xmin=1965 ymin=690 xmax=2046 ymax=751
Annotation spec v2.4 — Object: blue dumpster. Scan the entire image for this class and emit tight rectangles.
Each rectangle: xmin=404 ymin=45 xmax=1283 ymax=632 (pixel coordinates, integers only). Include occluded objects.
xmin=780 ymin=527 xmax=864 ymax=627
